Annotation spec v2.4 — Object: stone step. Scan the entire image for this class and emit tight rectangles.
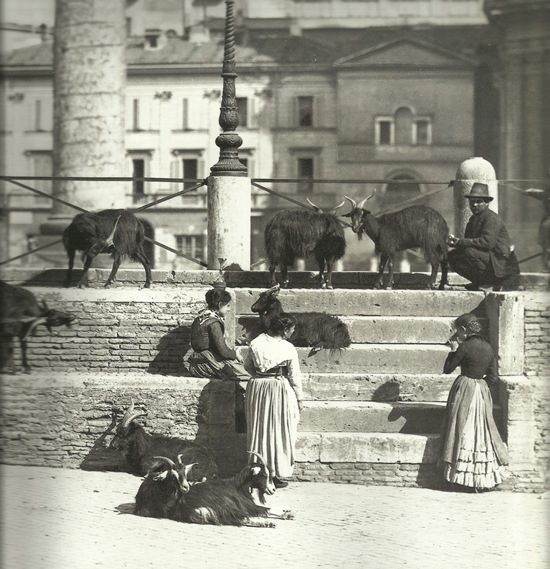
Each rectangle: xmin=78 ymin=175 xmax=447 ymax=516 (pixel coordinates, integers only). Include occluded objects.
xmin=238 ymin=344 xmax=450 ymax=374
xmin=298 ymin=401 xmax=447 ymax=434
xmin=301 ymin=373 xmax=455 ymax=402
xmin=237 ymin=315 xmax=489 ymax=345
xmin=235 ymin=288 xmax=486 ymax=318
xmin=296 ymin=432 xmax=440 ymax=464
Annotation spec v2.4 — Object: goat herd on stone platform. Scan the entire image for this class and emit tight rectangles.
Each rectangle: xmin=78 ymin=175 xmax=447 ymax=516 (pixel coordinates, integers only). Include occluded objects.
xmin=59 ymin=190 xmax=449 ymax=291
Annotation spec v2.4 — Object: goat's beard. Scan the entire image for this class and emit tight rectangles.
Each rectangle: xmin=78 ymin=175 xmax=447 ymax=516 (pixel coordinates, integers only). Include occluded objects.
xmin=250 ymin=487 xmax=267 ymax=506
xmin=357 ymin=226 xmax=365 ymax=240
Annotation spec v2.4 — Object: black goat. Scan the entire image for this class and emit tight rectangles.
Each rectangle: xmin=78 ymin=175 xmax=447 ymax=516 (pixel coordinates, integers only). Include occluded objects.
xmin=62 ymin=209 xmax=152 ymax=288
xmin=342 ymin=192 xmax=449 ymax=290
xmin=264 ymin=199 xmax=346 ymax=289
xmin=134 ymin=456 xmax=196 ymax=518
xmin=110 ymin=398 xmax=218 ymax=482
xmin=135 ymin=452 xmax=277 ymax=526
xmin=0 ymin=281 xmax=75 ymax=372
xmin=247 ymin=284 xmax=351 ymax=355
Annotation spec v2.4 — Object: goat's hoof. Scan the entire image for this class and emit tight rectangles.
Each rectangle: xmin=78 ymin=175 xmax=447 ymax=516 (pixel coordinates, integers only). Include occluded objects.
xmin=77 ymin=283 xmax=86 ymax=289
xmin=325 ymin=284 xmax=333 ymax=290
xmin=104 ymin=282 xmax=112 ymax=289
xmin=143 ymin=283 xmax=151 ymax=289
xmin=373 ymin=283 xmax=382 ymax=290
xmin=384 ymin=286 xmax=393 ymax=290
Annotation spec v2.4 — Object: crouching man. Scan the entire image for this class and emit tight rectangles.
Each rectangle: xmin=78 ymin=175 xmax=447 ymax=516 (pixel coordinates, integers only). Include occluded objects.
xmin=448 ymin=183 xmax=520 ymax=291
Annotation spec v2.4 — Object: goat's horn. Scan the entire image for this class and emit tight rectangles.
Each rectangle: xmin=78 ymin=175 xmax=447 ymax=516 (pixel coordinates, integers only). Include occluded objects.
xmin=119 ymin=398 xmax=147 ymax=428
xmin=41 ymin=299 xmax=49 ymax=312
xmin=330 ymin=200 xmax=346 ymax=214
xmin=344 ymin=195 xmax=357 ymax=209
xmin=357 ymin=189 xmax=377 ymax=210
xmin=21 ymin=317 xmax=48 ymax=342
xmin=151 ymin=456 xmax=177 ymax=469
xmin=105 ymin=214 xmax=122 ymax=247
xmin=247 ymin=451 xmax=267 ymax=467
xmin=266 ymin=284 xmax=280 ymax=294
xmin=306 ymin=198 xmax=322 ymax=212
xmin=183 ymin=462 xmax=198 ymax=477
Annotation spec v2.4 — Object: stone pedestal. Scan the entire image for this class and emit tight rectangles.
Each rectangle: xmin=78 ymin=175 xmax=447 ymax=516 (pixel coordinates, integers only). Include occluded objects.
xmin=207 ymin=176 xmax=251 ymax=270
xmin=453 ymin=157 xmax=498 ymax=237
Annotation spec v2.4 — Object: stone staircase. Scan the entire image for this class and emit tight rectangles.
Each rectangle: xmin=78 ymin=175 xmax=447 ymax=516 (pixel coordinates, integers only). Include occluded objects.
xmin=234 ymin=289 xmax=501 ymax=477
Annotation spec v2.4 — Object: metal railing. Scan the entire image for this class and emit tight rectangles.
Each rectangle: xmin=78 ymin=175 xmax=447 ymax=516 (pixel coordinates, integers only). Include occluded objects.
xmin=0 ymin=175 xmax=208 ymax=268
xmin=0 ymin=174 xmax=545 ymax=270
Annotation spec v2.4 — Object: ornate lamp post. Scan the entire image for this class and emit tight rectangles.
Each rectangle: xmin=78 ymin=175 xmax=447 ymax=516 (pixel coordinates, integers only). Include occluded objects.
xmin=210 ymin=0 xmax=247 ymax=177
xmin=206 ymin=0 xmax=251 ymax=270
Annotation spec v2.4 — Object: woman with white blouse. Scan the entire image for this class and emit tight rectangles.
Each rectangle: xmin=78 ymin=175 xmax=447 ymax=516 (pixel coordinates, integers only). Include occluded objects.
xmin=245 ymin=313 xmax=303 ymax=488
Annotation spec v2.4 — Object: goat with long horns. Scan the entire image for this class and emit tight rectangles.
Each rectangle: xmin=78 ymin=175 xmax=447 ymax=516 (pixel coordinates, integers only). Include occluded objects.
xmin=342 ymin=191 xmax=449 ymax=290
xmin=110 ymin=398 xmax=219 ymax=482
xmin=264 ymin=199 xmax=347 ymax=289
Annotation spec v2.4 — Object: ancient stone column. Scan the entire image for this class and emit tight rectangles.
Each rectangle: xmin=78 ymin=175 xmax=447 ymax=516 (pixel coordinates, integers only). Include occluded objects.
xmin=42 ymin=0 xmax=126 ymax=237
xmin=207 ymin=0 xmax=251 ymax=270
xmin=453 ymin=157 xmax=498 ymax=237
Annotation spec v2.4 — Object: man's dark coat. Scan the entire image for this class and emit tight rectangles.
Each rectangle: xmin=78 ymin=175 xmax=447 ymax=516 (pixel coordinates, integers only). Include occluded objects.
xmin=456 ymin=208 xmax=513 ymax=278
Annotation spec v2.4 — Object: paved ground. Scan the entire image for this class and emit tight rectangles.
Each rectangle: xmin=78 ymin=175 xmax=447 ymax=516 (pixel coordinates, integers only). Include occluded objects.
xmin=1 ymin=465 xmax=548 ymax=569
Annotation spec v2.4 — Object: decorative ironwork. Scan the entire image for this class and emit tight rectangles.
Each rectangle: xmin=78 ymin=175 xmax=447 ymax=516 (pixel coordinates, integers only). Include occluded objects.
xmin=210 ymin=0 xmax=247 ymax=177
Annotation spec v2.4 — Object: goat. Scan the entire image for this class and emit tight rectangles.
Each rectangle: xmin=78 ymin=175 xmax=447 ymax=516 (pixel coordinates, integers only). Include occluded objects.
xmin=134 ymin=456 xmax=196 ymax=518
xmin=264 ymin=199 xmax=346 ymax=289
xmin=246 ymin=284 xmax=351 ymax=355
xmin=342 ymin=192 xmax=449 ymax=290
xmin=62 ymin=209 xmax=152 ymax=288
xmin=0 ymin=281 xmax=75 ymax=372
xmin=135 ymin=451 xmax=277 ymax=526
xmin=109 ymin=398 xmax=218 ymax=482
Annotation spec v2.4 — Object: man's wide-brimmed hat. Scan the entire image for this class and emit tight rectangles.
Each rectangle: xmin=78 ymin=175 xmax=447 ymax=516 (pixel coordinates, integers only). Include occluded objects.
xmin=465 ymin=182 xmax=493 ymax=202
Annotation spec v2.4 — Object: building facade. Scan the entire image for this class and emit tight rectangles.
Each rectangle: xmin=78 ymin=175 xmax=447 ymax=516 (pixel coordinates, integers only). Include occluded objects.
xmin=2 ymin=2 xmax=543 ymax=272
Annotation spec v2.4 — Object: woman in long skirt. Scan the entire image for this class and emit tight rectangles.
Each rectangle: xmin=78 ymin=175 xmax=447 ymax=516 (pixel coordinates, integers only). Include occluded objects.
xmin=440 ymin=313 xmax=509 ymax=490
xmin=245 ymin=313 xmax=303 ymax=489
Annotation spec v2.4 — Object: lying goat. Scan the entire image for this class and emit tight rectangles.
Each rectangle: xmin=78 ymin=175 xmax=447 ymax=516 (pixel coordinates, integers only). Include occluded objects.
xmin=239 ymin=284 xmax=351 ymax=355
xmin=0 ymin=281 xmax=75 ymax=372
xmin=134 ymin=456 xmax=196 ymax=519
xmin=110 ymin=398 xmax=218 ymax=482
xmin=63 ymin=209 xmax=152 ymax=288
xmin=135 ymin=452 xmax=281 ymax=527
xmin=343 ymin=192 xmax=449 ymax=290
xmin=265 ymin=199 xmax=346 ymax=289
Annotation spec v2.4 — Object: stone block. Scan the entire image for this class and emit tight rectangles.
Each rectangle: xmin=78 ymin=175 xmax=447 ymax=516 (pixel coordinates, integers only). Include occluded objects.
xmin=295 ymin=433 xmax=321 ymax=461
xmin=234 ymin=288 xmax=486 ymax=317
xmin=299 ymin=401 xmax=447 ymax=434
xmin=302 ymin=373 xmax=454 ymax=402
xmin=318 ymin=432 xmax=439 ymax=464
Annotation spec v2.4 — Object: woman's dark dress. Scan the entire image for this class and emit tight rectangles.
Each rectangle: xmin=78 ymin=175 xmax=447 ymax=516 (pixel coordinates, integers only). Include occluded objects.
xmin=440 ymin=335 xmax=509 ymax=488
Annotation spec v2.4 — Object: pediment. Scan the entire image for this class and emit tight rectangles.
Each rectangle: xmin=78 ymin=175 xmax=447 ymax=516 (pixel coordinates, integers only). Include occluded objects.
xmin=335 ymin=38 xmax=475 ymax=68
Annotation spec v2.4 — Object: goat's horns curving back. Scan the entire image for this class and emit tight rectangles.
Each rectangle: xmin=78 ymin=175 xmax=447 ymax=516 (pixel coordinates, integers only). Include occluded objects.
xmin=105 ymin=215 xmax=122 ymax=248
xmin=119 ymin=397 xmax=147 ymax=428
xmin=344 ymin=195 xmax=357 ymax=209
xmin=247 ymin=451 xmax=267 ymax=468
xmin=306 ymin=198 xmax=322 ymax=212
xmin=152 ymin=456 xmax=177 ymax=469
xmin=265 ymin=284 xmax=281 ymax=294
xmin=330 ymin=200 xmax=346 ymax=214
xmin=357 ymin=189 xmax=377 ymax=210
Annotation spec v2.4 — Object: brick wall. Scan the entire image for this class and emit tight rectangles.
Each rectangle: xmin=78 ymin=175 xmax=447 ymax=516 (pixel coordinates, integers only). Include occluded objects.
xmin=4 ymin=287 xmax=215 ymax=375
xmin=0 ymin=374 xmax=245 ymax=477
xmin=524 ymin=292 xmax=550 ymax=488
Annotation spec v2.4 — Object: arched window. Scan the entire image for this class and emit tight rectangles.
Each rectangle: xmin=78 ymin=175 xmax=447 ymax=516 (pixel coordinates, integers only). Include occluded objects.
xmin=394 ymin=107 xmax=414 ymax=145
xmin=383 ymin=174 xmax=421 ymax=208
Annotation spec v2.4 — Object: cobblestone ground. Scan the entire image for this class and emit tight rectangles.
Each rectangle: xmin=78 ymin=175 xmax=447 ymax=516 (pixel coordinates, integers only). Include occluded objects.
xmin=1 ymin=465 xmax=548 ymax=569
